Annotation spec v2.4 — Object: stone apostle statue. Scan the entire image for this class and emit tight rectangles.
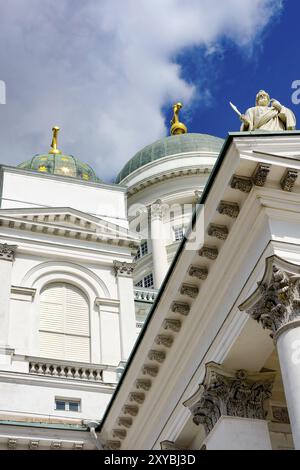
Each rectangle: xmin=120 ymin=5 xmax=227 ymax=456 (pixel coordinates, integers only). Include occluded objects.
xmin=239 ymin=90 xmax=296 ymax=131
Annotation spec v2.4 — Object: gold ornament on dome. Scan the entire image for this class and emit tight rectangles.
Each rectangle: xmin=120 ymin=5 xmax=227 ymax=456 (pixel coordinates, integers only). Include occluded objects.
xmin=49 ymin=126 xmax=62 ymax=154
xmin=170 ymin=102 xmax=187 ymax=135
xmin=38 ymin=165 xmax=47 ymax=172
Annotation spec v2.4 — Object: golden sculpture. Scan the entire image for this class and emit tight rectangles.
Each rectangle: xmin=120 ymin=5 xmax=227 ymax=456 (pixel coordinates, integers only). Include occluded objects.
xmin=49 ymin=126 xmax=62 ymax=154
xmin=170 ymin=102 xmax=187 ymax=135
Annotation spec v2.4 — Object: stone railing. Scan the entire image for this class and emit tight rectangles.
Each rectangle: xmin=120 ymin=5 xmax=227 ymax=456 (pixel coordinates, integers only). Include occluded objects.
xmin=28 ymin=358 xmax=105 ymax=381
xmin=134 ymin=287 xmax=158 ymax=303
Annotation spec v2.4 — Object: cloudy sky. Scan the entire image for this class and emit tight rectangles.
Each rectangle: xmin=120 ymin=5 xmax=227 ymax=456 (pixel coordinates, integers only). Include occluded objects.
xmin=0 ymin=0 xmax=297 ymax=182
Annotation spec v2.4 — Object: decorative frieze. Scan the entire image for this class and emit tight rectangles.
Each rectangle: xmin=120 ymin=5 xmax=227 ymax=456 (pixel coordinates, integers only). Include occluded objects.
xmin=142 ymin=364 xmax=159 ymax=377
xmin=280 ymin=168 xmax=298 ymax=192
xmin=171 ymin=301 xmax=190 ymax=316
xmin=188 ymin=265 xmax=208 ymax=280
xmin=148 ymin=349 xmax=166 ymax=363
xmin=106 ymin=440 xmax=121 ymax=450
xmin=180 ymin=283 xmax=199 ymax=299
xmin=217 ymin=201 xmax=240 ymax=219
xmin=155 ymin=334 xmax=173 ymax=348
xmin=129 ymin=392 xmax=145 ymax=404
xmin=135 ymin=379 xmax=152 ymax=391
xmin=252 ymin=163 xmax=271 ymax=187
xmin=0 ymin=243 xmax=17 ymax=261
xmin=163 ymin=319 xmax=182 ymax=332
xmin=112 ymin=429 xmax=127 ymax=440
xmin=122 ymin=405 xmax=139 ymax=416
xmin=117 ymin=417 xmax=133 ymax=428
xmin=184 ymin=362 xmax=275 ymax=436
xmin=239 ymin=257 xmax=300 ymax=336
xmin=207 ymin=224 xmax=228 ymax=241
xmin=113 ymin=261 xmax=136 ymax=277
xmin=198 ymin=246 xmax=218 ymax=260
xmin=230 ymin=175 xmax=253 ymax=193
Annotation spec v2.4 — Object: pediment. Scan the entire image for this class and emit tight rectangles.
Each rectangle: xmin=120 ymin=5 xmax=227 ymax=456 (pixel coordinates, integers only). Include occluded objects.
xmin=0 ymin=207 xmax=140 ymax=247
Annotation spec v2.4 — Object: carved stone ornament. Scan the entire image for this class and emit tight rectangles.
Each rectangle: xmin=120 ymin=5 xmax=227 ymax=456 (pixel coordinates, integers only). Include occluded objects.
xmin=171 ymin=301 xmax=190 ymax=316
xmin=113 ymin=260 xmax=136 ymax=277
xmin=198 ymin=246 xmax=218 ymax=260
xmin=184 ymin=362 xmax=275 ymax=436
xmin=230 ymin=175 xmax=253 ymax=193
xmin=163 ymin=318 xmax=182 ymax=332
xmin=239 ymin=256 xmax=300 ymax=336
xmin=129 ymin=392 xmax=145 ymax=404
xmin=207 ymin=224 xmax=228 ymax=241
xmin=148 ymin=349 xmax=166 ymax=363
xmin=0 ymin=243 xmax=17 ymax=261
xmin=252 ymin=163 xmax=271 ymax=187
xmin=180 ymin=283 xmax=199 ymax=299
xmin=7 ymin=439 xmax=17 ymax=449
xmin=142 ymin=364 xmax=159 ymax=377
xmin=73 ymin=443 xmax=84 ymax=450
xmin=160 ymin=440 xmax=181 ymax=450
xmin=29 ymin=440 xmax=39 ymax=449
xmin=112 ymin=429 xmax=127 ymax=440
xmin=188 ymin=265 xmax=208 ymax=280
xmin=135 ymin=379 xmax=152 ymax=391
xmin=217 ymin=201 xmax=240 ymax=219
xmin=122 ymin=404 xmax=139 ymax=416
xmin=117 ymin=417 xmax=133 ymax=428
xmin=280 ymin=168 xmax=298 ymax=192
xmin=155 ymin=334 xmax=173 ymax=348
xmin=51 ymin=441 xmax=62 ymax=449
xmin=106 ymin=440 xmax=121 ymax=450
xmin=150 ymin=199 xmax=168 ymax=220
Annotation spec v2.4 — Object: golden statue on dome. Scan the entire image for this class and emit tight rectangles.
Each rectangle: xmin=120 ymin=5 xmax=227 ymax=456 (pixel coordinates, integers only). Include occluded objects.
xmin=49 ymin=126 xmax=62 ymax=154
xmin=170 ymin=102 xmax=188 ymax=135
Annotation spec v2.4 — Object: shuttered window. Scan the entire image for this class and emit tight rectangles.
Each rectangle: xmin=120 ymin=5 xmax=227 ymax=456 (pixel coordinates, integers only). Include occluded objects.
xmin=39 ymin=283 xmax=90 ymax=362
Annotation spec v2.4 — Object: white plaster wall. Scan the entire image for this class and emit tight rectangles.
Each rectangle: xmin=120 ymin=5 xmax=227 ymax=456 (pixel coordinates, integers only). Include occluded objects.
xmin=0 ymin=169 xmax=128 ymax=228
xmin=0 ymin=380 xmax=112 ymax=420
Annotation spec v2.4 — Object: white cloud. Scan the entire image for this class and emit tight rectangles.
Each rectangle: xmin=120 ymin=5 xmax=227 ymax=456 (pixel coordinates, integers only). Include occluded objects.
xmin=0 ymin=0 xmax=282 ymax=181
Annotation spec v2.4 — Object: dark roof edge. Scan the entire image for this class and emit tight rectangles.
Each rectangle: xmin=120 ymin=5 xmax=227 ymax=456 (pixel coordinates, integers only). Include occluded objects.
xmin=97 ymin=129 xmax=300 ymax=432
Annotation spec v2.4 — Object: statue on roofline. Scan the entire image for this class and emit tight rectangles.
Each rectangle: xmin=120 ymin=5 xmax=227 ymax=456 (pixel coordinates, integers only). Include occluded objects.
xmin=230 ymin=90 xmax=296 ymax=131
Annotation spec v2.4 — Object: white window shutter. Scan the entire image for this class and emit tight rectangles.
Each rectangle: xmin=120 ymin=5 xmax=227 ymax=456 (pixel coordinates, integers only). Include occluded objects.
xmin=39 ymin=283 xmax=90 ymax=362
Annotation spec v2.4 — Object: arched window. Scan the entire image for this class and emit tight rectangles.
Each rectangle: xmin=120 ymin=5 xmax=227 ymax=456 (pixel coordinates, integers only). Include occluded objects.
xmin=39 ymin=283 xmax=90 ymax=362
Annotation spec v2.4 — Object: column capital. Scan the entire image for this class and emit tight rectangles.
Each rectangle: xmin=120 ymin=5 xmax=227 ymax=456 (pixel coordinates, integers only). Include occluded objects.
xmin=184 ymin=362 xmax=275 ymax=436
xmin=113 ymin=260 xmax=136 ymax=277
xmin=239 ymin=255 xmax=300 ymax=338
xmin=0 ymin=243 xmax=17 ymax=262
xmin=150 ymin=199 xmax=168 ymax=220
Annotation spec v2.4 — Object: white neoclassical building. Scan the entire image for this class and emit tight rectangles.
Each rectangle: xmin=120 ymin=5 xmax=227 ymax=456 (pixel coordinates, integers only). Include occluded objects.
xmin=99 ymin=130 xmax=300 ymax=451
xmin=0 ymin=117 xmax=223 ymax=449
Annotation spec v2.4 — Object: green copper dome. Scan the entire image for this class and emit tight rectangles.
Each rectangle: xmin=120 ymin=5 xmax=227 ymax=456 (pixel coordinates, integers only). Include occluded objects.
xmin=18 ymin=154 xmax=102 ymax=183
xmin=115 ymin=133 xmax=224 ymax=183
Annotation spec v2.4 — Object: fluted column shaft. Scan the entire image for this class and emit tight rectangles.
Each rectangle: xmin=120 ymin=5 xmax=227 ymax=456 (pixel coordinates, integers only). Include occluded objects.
xmin=0 ymin=244 xmax=17 ymax=347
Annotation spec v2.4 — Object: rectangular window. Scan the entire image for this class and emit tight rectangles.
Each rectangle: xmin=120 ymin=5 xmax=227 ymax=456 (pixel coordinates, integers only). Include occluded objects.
xmin=135 ymin=280 xmax=143 ymax=287
xmin=135 ymin=241 xmax=148 ymax=260
xmin=173 ymin=225 xmax=185 ymax=242
xmin=143 ymin=273 xmax=154 ymax=289
xmin=55 ymin=398 xmax=81 ymax=412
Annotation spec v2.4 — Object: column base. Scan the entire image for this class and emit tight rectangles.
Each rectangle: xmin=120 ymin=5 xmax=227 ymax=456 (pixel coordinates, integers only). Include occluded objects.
xmin=203 ymin=416 xmax=272 ymax=450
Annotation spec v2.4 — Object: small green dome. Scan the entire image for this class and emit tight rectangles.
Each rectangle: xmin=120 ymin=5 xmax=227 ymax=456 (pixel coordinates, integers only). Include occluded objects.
xmin=115 ymin=133 xmax=224 ymax=183
xmin=18 ymin=154 xmax=101 ymax=183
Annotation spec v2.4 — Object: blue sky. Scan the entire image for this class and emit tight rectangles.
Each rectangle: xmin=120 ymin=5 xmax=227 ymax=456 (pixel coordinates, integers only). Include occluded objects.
xmin=173 ymin=0 xmax=298 ymax=138
xmin=0 ymin=0 xmax=298 ymax=182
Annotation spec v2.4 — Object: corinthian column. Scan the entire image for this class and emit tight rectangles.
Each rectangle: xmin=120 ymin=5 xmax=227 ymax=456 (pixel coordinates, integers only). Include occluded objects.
xmin=184 ymin=362 xmax=274 ymax=450
xmin=150 ymin=200 xmax=169 ymax=289
xmin=240 ymin=256 xmax=300 ymax=449
xmin=113 ymin=261 xmax=136 ymax=361
xmin=0 ymin=244 xmax=17 ymax=349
